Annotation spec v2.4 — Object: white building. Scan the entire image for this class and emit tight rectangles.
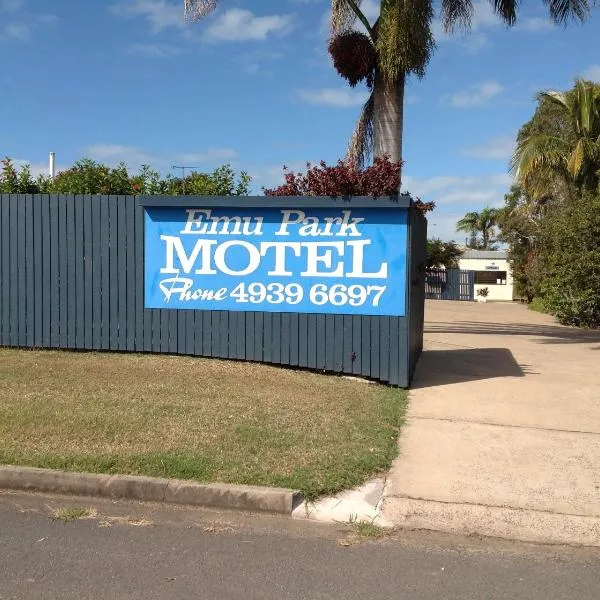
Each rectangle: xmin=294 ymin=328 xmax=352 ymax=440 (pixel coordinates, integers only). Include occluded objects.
xmin=459 ymin=250 xmax=514 ymax=302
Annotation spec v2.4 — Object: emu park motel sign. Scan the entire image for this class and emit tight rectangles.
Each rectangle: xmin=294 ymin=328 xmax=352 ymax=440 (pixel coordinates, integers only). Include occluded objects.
xmin=144 ymin=205 xmax=408 ymax=317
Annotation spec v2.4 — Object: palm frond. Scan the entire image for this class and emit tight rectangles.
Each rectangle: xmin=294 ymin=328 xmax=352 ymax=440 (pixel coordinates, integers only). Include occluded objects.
xmin=491 ymin=0 xmax=518 ymax=26
xmin=567 ymin=138 xmax=585 ymax=177
xmin=512 ymin=134 xmax=569 ymax=184
xmin=440 ymin=0 xmax=474 ymax=32
xmin=545 ymin=0 xmax=590 ymax=25
xmin=345 ymin=93 xmax=374 ymax=169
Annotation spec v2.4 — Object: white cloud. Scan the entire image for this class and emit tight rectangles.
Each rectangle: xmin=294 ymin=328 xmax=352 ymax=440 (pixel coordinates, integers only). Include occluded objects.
xmin=448 ymin=81 xmax=504 ymax=107
xmin=203 ymin=9 xmax=293 ymax=42
xmin=400 ymin=171 xmax=513 ymax=241
xmin=84 ymin=144 xmax=237 ymax=172
xmin=128 ymin=42 xmax=182 ymax=58
xmin=582 ymin=65 xmax=600 ymax=82
xmin=402 ymin=172 xmax=512 ymax=206
xmin=296 ymin=87 xmax=369 ymax=107
xmin=110 ymin=0 xmax=184 ymax=32
xmin=515 ymin=17 xmax=554 ymax=32
xmin=0 ymin=0 xmax=58 ymax=41
xmin=461 ymin=135 xmax=515 ymax=160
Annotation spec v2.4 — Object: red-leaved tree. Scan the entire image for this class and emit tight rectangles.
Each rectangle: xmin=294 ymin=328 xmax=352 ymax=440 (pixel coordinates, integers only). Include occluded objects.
xmin=264 ymin=156 xmax=434 ymax=213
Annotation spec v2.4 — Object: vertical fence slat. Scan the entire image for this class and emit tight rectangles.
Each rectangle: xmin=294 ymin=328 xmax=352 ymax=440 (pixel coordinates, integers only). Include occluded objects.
xmin=260 ymin=313 xmax=270 ymax=363
xmin=185 ymin=311 xmax=195 ymax=355
xmin=125 ymin=197 xmax=136 ymax=351
xmin=74 ymin=195 xmax=85 ymax=348
xmin=288 ymin=313 xmax=298 ymax=366
xmin=177 ymin=311 xmax=187 ymax=354
xmin=8 ymin=196 xmax=17 ymax=345
xmin=0 ymin=196 xmax=8 ymax=345
xmin=159 ymin=310 xmax=169 ymax=353
xmin=100 ymin=197 xmax=110 ymax=349
xmin=342 ymin=315 xmax=353 ymax=373
xmin=91 ymin=197 xmax=102 ymax=349
xmin=244 ymin=312 xmax=254 ymax=361
xmin=168 ymin=310 xmax=178 ymax=354
xmin=307 ymin=314 xmax=317 ymax=370
xmin=25 ymin=195 xmax=35 ymax=347
xmin=66 ymin=195 xmax=76 ymax=348
xmin=280 ymin=313 xmax=290 ymax=365
xmin=361 ymin=315 xmax=371 ymax=377
xmin=220 ymin=311 xmax=229 ymax=358
xmin=334 ymin=314 xmax=344 ymax=373
xmin=83 ymin=196 xmax=93 ymax=349
xmin=316 ymin=314 xmax=326 ymax=370
xmin=324 ymin=314 xmax=335 ymax=372
xmin=253 ymin=312 xmax=263 ymax=362
xmin=16 ymin=196 xmax=26 ymax=346
xmin=135 ymin=202 xmax=148 ymax=352
xmin=202 ymin=311 xmax=212 ymax=356
xmin=351 ymin=314 xmax=361 ymax=375
xmin=194 ymin=311 xmax=204 ymax=356
xmin=370 ymin=318 xmax=380 ymax=380
xmin=379 ymin=317 xmax=390 ymax=383
xmin=40 ymin=196 xmax=51 ymax=347
xmin=236 ymin=311 xmax=245 ymax=360
xmin=271 ymin=313 xmax=281 ymax=364
xmin=389 ymin=317 xmax=400 ymax=385
xmin=117 ymin=197 xmax=127 ymax=351
xmin=298 ymin=313 xmax=307 ymax=368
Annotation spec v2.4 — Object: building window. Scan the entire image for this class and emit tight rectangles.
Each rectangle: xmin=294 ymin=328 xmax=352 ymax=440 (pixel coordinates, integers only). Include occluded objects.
xmin=475 ymin=271 xmax=507 ymax=285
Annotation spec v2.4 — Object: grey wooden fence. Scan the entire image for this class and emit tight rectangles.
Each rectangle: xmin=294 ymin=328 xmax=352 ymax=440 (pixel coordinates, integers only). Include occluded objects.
xmin=0 ymin=194 xmax=425 ymax=387
xmin=425 ymin=268 xmax=474 ymax=301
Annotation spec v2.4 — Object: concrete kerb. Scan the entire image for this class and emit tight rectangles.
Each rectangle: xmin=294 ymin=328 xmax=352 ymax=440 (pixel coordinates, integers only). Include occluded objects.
xmin=0 ymin=466 xmax=302 ymax=515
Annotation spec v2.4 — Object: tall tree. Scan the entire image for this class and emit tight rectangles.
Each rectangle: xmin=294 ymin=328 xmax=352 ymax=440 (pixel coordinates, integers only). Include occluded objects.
xmin=183 ymin=0 xmax=592 ymax=185
xmin=512 ymin=79 xmax=600 ymax=197
xmin=426 ymin=238 xmax=462 ymax=269
xmin=456 ymin=207 xmax=498 ymax=249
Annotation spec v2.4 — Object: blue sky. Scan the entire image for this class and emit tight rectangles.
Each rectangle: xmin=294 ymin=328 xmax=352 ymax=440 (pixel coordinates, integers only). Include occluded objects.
xmin=1 ymin=0 xmax=599 ymax=241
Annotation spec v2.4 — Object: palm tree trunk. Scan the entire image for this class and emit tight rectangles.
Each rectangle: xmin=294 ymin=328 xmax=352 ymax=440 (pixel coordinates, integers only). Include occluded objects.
xmin=373 ymin=70 xmax=405 ymax=182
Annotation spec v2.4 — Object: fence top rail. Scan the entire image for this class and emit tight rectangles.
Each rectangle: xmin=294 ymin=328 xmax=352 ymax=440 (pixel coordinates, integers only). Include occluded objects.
xmin=137 ymin=194 xmax=413 ymax=209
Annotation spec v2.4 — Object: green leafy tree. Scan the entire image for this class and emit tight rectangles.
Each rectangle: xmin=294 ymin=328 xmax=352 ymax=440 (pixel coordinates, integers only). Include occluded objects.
xmin=0 ymin=158 xmax=43 ymax=193
xmin=426 ymin=238 xmax=462 ymax=269
xmin=512 ymin=80 xmax=600 ymax=196
xmin=456 ymin=207 xmax=498 ymax=249
xmin=531 ymin=191 xmax=600 ymax=327
xmin=496 ymin=185 xmax=543 ymax=301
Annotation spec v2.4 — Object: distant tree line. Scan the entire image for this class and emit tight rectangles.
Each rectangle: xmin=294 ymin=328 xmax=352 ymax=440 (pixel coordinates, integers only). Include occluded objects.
xmin=0 ymin=158 xmax=252 ymax=196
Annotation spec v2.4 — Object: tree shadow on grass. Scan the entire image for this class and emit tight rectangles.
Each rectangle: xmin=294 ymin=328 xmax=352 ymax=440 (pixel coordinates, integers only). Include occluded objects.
xmin=425 ymin=321 xmax=600 ymax=345
xmin=411 ymin=348 xmax=531 ymax=389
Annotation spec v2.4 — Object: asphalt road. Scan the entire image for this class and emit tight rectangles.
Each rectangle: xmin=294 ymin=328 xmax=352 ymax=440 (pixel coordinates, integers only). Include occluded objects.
xmin=1 ymin=492 xmax=599 ymax=600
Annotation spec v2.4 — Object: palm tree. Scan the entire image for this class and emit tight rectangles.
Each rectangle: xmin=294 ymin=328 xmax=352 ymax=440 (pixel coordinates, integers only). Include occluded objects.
xmin=183 ymin=0 xmax=592 ymax=185
xmin=511 ymin=79 xmax=600 ymax=195
xmin=457 ymin=207 xmax=498 ymax=249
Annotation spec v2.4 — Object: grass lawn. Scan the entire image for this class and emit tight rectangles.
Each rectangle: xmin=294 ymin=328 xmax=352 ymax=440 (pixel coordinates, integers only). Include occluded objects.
xmin=0 ymin=349 xmax=407 ymax=501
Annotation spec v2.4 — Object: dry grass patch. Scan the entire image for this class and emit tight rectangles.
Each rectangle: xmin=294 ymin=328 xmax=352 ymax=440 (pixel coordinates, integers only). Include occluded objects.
xmin=0 ymin=349 xmax=407 ymax=500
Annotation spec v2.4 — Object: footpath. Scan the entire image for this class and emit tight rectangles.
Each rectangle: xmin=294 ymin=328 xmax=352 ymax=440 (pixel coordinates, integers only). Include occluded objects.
xmin=382 ymin=300 xmax=600 ymax=546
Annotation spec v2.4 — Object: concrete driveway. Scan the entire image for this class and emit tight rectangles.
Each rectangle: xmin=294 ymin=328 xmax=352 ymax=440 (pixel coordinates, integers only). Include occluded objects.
xmin=382 ymin=300 xmax=600 ymax=546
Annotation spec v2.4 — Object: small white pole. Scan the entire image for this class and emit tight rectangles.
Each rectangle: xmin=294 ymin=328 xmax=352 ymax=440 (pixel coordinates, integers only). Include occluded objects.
xmin=49 ymin=152 xmax=56 ymax=178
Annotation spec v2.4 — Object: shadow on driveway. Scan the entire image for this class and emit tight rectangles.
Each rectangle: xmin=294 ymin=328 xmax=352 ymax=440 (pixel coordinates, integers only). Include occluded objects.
xmin=412 ymin=348 xmax=529 ymax=388
xmin=425 ymin=321 xmax=600 ymax=345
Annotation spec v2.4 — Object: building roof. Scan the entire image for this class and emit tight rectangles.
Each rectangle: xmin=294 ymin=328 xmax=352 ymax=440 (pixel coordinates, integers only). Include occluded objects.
xmin=461 ymin=250 xmax=508 ymax=260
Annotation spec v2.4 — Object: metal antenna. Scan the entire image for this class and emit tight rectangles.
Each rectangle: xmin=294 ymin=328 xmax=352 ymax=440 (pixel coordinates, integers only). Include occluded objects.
xmin=171 ymin=165 xmax=200 ymax=194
